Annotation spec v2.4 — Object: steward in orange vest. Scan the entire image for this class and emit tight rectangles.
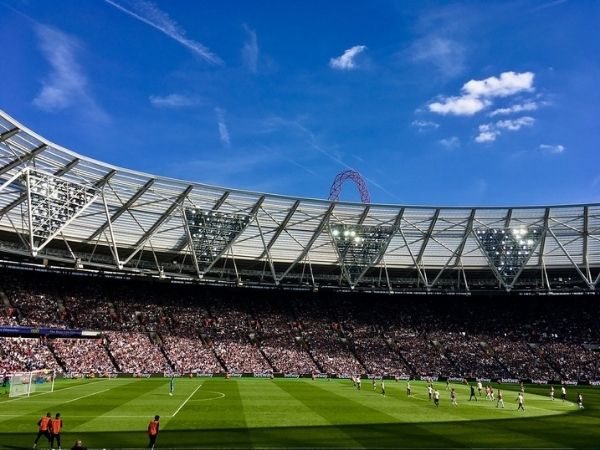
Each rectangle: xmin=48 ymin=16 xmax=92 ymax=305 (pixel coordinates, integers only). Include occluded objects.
xmin=32 ymin=412 xmax=52 ymax=448
xmin=50 ymin=412 xmax=63 ymax=449
xmin=147 ymin=415 xmax=160 ymax=449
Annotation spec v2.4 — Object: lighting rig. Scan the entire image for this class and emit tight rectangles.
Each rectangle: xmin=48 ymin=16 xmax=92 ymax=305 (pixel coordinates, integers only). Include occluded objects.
xmin=329 ymin=224 xmax=393 ymax=286
xmin=184 ymin=208 xmax=251 ymax=272
xmin=475 ymin=226 xmax=542 ymax=285
xmin=24 ymin=170 xmax=96 ymax=254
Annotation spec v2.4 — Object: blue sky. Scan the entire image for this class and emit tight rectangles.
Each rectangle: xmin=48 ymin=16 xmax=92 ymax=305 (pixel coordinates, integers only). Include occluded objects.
xmin=0 ymin=0 xmax=599 ymax=206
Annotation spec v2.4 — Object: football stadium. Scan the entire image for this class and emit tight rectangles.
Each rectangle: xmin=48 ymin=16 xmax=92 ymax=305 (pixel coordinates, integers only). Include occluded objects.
xmin=1 ymin=2 xmax=600 ymax=449
xmin=1 ymin=108 xmax=599 ymax=449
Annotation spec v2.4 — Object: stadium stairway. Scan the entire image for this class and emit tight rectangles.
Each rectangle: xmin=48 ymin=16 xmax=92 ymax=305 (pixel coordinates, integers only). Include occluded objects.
xmin=151 ymin=332 xmax=176 ymax=371
xmin=530 ymin=343 xmax=564 ymax=379
xmin=211 ymin=347 xmax=229 ymax=373
xmin=46 ymin=340 xmax=68 ymax=373
xmin=103 ymin=336 xmax=122 ymax=372
xmin=0 ymin=289 xmax=24 ymax=323
xmin=485 ymin=341 xmax=513 ymax=377
xmin=303 ymin=338 xmax=326 ymax=373
xmin=347 ymin=337 xmax=369 ymax=374
xmin=434 ymin=339 xmax=462 ymax=374
xmin=258 ymin=345 xmax=277 ymax=372
xmin=384 ymin=338 xmax=417 ymax=376
xmin=0 ymin=290 xmax=10 ymax=307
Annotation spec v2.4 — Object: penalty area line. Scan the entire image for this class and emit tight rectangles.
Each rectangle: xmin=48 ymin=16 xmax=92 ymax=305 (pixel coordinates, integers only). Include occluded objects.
xmin=0 ymin=379 xmax=111 ymax=404
xmin=171 ymin=384 xmax=202 ymax=417
xmin=61 ymin=388 xmax=111 ymax=404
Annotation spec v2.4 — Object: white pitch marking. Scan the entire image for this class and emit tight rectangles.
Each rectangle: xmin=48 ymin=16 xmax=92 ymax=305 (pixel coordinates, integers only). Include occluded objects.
xmin=61 ymin=388 xmax=111 ymax=404
xmin=187 ymin=390 xmax=226 ymax=402
xmin=0 ymin=379 xmax=111 ymax=404
xmin=171 ymin=384 xmax=202 ymax=417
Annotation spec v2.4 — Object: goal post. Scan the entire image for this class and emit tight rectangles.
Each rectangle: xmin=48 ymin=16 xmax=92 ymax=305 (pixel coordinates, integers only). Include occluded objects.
xmin=8 ymin=369 xmax=55 ymax=398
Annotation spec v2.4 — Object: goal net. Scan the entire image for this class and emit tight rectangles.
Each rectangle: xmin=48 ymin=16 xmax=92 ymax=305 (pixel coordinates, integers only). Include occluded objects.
xmin=9 ymin=369 xmax=55 ymax=398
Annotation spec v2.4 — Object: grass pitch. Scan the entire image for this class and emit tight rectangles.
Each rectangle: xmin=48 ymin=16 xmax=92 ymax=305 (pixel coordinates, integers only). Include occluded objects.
xmin=0 ymin=378 xmax=598 ymax=449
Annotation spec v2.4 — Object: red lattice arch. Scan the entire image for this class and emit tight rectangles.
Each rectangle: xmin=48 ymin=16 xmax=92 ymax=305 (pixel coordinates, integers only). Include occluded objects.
xmin=328 ymin=170 xmax=371 ymax=203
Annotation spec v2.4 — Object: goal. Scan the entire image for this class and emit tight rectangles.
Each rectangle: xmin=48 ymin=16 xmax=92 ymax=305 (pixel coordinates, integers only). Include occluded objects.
xmin=8 ymin=369 xmax=56 ymax=398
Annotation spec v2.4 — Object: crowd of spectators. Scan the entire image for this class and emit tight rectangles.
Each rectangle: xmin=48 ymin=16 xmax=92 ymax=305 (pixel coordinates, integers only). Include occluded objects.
xmin=1 ymin=268 xmax=600 ymax=380
xmin=105 ymin=332 xmax=170 ymax=374
xmin=386 ymin=329 xmax=456 ymax=377
xmin=431 ymin=332 xmax=509 ymax=379
xmin=0 ymin=337 xmax=61 ymax=373
xmin=488 ymin=337 xmax=559 ymax=380
xmin=538 ymin=342 xmax=600 ymax=381
xmin=51 ymin=338 xmax=116 ymax=374
xmin=352 ymin=325 xmax=411 ymax=377
xmin=259 ymin=312 xmax=318 ymax=374
xmin=162 ymin=335 xmax=223 ymax=374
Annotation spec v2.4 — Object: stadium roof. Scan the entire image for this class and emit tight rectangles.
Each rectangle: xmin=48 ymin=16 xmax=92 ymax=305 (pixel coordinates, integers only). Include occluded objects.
xmin=0 ymin=109 xmax=598 ymax=293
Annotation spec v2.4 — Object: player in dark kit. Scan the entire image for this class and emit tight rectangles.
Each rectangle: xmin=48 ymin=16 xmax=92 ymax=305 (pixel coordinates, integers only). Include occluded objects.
xmin=577 ymin=393 xmax=584 ymax=409
xmin=32 ymin=412 xmax=52 ymax=448
xmin=148 ymin=415 xmax=160 ymax=449
xmin=469 ymin=384 xmax=477 ymax=401
xmin=50 ymin=412 xmax=63 ymax=450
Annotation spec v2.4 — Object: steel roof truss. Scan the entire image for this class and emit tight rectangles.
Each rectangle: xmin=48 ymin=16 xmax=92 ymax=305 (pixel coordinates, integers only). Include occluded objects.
xmin=537 ymin=208 xmax=551 ymax=267
xmin=256 ymin=215 xmax=278 ymax=284
xmin=398 ymin=227 xmax=428 ymax=287
xmin=53 ymin=158 xmax=80 ymax=177
xmin=430 ymin=209 xmax=476 ymax=289
xmin=123 ymin=185 xmax=193 ymax=265
xmin=583 ymin=206 xmax=590 ymax=281
xmin=547 ymin=228 xmax=593 ymax=288
xmin=0 ymin=143 xmax=46 ymax=178
xmin=101 ymin=191 xmax=121 ymax=268
xmin=278 ymin=203 xmax=335 ymax=283
xmin=416 ymin=209 xmax=440 ymax=266
xmin=88 ymin=178 xmax=155 ymax=241
xmin=0 ymin=127 xmax=19 ymax=143
xmin=258 ymin=200 xmax=300 ymax=260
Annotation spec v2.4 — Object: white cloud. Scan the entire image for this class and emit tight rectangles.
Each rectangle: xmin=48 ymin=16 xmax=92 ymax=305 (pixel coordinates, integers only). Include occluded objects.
xmin=242 ymin=24 xmax=259 ymax=73
xmin=475 ymin=116 xmax=535 ymax=143
xmin=489 ymin=101 xmax=538 ymax=117
xmin=475 ymin=124 xmax=499 ymax=143
xmin=33 ymin=24 xmax=108 ymax=122
xmin=411 ymin=120 xmax=440 ymax=132
xmin=496 ymin=116 xmax=535 ymax=130
xmin=409 ymin=36 xmax=466 ymax=78
xmin=329 ymin=45 xmax=367 ymax=70
xmin=429 ymin=96 xmax=490 ymax=116
xmin=215 ymin=107 xmax=230 ymax=147
xmin=439 ymin=136 xmax=460 ymax=149
xmin=428 ymin=71 xmax=535 ymax=116
xmin=149 ymin=94 xmax=196 ymax=108
xmin=462 ymin=72 xmax=534 ymax=98
xmin=104 ymin=0 xmax=222 ymax=64
xmin=539 ymin=144 xmax=565 ymax=154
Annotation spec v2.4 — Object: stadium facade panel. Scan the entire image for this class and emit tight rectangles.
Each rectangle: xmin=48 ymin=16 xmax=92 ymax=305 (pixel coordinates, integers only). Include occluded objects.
xmin=0 ymin=109 xmax=598 ymax=292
